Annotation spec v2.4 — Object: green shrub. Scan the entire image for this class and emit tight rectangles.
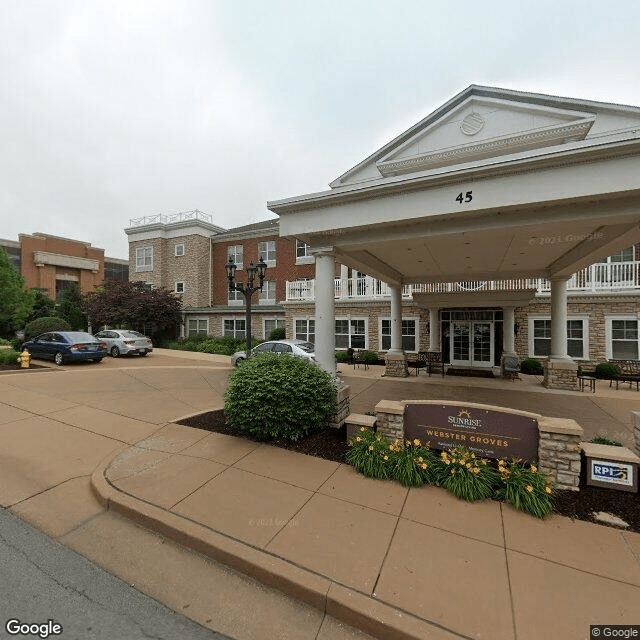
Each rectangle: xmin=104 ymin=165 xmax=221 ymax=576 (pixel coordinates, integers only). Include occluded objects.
xmin=388 ymin=438 xmax=439 ymax=487
xmin=335 ymin=350 xmax=350 ymax=362
xmin=224 ymin=352 xmax=337 ymax=441
xmin=0 ymin=338 xmax=11 ymax=346
xmin=359 ymin=350 xmax=379 ymax=365
xmin=590 ymin=435 xmax=622 ymax=447
xmin=520 ymin=358 xmax=544 ymax=375
xmin=268 ymin=326 xmax=286 ymax=340
xmin=595 ymin=362 xmax=621 ymax=378
xmin=434 ymin=447 xmax=499 ymax=501
xmin=163 ymin=335 xmax=249 ymax=355
xmin=10 ymin=337 xmax=23 ymax=350
xmin=24 ymin=316 xmax=71 ymax=341
xmin=494 ymin=459 xmax=554 ymax=518
xmin=0 ymin=348 xmax=20 ymax=365
xmin=346 ymin=428 xmax=391 ymax=478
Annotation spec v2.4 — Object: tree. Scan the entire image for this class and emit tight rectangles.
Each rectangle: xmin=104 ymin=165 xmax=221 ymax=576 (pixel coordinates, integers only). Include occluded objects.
xmin=0 ymin=246 xmax=29 ymax=337
xmin=56 ymin=283 xmax=86 ymax=330
xmin=24 ymin=289 xmax=56 ymax=324
xmin=83 ymin=280 xmax=182 ymax=336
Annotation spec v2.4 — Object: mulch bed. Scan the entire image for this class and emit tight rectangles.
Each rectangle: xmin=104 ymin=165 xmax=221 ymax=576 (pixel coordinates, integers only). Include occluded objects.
xmin=178 ymin=409 xmax=639 ymax=533
xmin=0 ymin=363 xmax=51 ymax=374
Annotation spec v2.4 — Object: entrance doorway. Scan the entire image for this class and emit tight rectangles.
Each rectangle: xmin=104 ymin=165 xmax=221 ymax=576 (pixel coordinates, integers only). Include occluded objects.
xmin=450 ymin=321 xmax=494 ymax=367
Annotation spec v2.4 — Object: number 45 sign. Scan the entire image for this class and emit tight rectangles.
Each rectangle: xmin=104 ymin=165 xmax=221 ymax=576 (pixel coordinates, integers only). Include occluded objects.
xmin=455 ymin=190 xmax=473 ymax=204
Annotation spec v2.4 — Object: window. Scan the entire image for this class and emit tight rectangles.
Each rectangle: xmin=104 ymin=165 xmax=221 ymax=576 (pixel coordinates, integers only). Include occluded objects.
xmin=175 ymin=281 xmax=185 ymax=293
xmin=228 ymin=245 xmax=243 ymax=269
xmin=258 ymin=240 xmax=276 ymax=265
xmin=224 ymin=318 xmax=246 ymax=338
xmin=175 ymin=243 xmax=185 ymax=257
xmin=295 ymin=240 xmax=313 ymax=264
xmin=135 ymin=247 xmax=153 ymax=272
xmin=188 ymin=319 xmax=208 ymax=336
xmin=380 ymin=318 xmax=418 ymax=352
xmin=529 ymin=317 xmax=588 ymax=359
xmin=335 ymin=318 xmax=366 ymax=349
xmin=228 ymin=287 xmax=243 ymax=306
xmin=264 ymin=318 xmax=285 ymax=337
xmin=607 ymin=318 xmax=639 ymax=360
xmin=259 ymin=281 xmax=276 ymax=304
xmin=295 ymin=319 xmax=315 ymax=343
xmin=607 ymin=247 xmax=635 ymax=262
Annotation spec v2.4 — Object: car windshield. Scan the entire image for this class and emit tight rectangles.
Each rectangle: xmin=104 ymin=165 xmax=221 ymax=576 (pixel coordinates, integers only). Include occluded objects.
xmin=65 ymin=332 xmax=97 ymax=343
xmin=122 ymin=331 xmax=145 ymax=338
xmin=297 ymin=342 xmax=314 ymax=353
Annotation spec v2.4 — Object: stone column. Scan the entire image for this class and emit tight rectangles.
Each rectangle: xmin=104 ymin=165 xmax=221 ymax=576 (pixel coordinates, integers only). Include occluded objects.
xmin=384 ymin=284 xmax=408 ymax=376
xmin=429 ymin=308 xmax=440 ymax=352
xmin=312 ymin=247 xmax=336 ymax=377
xmin=544 ymin=276 xmax=578 ymax=390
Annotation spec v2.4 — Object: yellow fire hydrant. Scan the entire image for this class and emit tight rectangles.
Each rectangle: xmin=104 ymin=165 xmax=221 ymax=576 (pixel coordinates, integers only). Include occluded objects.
xmin=18 ymin=350 xmax=31 ymax=368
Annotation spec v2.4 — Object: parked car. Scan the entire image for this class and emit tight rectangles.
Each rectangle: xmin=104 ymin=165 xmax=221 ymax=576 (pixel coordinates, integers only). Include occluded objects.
xmin=231 ymin=339 xmax=315 ymax=366
xmin=93 ymin=330 xmax=153 ymax=357
xmin=22 ymin=332 xmax=107 ymax=365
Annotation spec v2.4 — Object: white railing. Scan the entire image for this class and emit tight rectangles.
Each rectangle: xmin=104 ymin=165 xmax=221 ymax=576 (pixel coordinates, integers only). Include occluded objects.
xmin=129 ymin=209 xmax=213 ymax=227
xmin=285 ymin=262 xmax=640 ymax=301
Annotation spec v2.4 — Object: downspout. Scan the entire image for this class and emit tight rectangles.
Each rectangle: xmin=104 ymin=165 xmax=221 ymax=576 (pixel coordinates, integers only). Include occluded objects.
xmin=209 ymin=236 xmax=212 ymax=308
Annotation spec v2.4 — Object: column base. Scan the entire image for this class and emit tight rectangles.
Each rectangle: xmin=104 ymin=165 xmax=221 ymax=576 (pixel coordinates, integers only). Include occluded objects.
xmin=543 ymin=358 xmax=579 ymax=391
xmin=384 ymin=353 xmax=408 ymax=377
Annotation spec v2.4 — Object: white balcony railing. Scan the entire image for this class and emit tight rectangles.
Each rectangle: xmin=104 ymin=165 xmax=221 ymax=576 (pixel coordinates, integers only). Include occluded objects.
xmin=285 ymin=261 xmax=640 ymax=301
xmin=129 ymin=209 xmax=213 ymax=227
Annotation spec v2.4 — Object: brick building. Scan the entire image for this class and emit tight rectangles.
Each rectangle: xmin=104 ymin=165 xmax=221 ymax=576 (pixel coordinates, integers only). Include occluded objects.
xmin=0 ymin=232 xmax=128 ymax=301
xmin=124 ymin=209 xmax=640 ymax=371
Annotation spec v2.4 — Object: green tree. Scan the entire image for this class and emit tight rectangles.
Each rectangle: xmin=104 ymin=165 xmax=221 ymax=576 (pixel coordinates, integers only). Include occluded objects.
xmin=0 ymin=246 xmax=29 ymax=337
xmin=15 ymin=288 xmax=56 ymax=330
xmin=56 ymin=283 xmax=86 ymax=330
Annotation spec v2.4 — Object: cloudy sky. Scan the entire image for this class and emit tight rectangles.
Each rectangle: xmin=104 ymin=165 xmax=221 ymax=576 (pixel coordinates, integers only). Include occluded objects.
xmin=2 ymin=1 xmax=639 ymax=259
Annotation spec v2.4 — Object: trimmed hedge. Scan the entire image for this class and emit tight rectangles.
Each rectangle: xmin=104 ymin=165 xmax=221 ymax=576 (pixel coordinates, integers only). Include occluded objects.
xmin=595 ymin=362 xmax=621 ymax=378
xmin=0 ymin=348 xmax=20 ymax=365
xmin=520 ymin=358 xmax=544 ymax=375
xmin=24 ymin=316 xmax=71 ymax=341
xmin=268 ymin=327 xmax=286 ymax=340
xmin=224 ymin=352 xmax=337 ymax=441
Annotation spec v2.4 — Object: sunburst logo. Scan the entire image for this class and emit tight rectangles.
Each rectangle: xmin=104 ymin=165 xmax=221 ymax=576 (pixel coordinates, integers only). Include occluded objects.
xmin=457 ymin=409 xmax=472 ymax=420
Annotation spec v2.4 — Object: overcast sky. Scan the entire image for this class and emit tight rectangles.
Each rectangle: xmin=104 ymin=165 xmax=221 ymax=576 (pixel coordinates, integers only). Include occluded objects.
xmin=2 ymin=1 xmax=640 ymax=259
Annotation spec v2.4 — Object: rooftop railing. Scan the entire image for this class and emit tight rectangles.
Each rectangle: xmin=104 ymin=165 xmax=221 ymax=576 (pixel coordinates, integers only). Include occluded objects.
xmin=285 ymin=261 xmax=640 ymax=301
xmin=129 ymin=209 xmax=213 ymax=227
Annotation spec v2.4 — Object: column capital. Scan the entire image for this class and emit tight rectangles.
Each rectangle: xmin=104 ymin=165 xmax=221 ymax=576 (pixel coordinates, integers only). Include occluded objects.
xmin=549 ymin=274 xmax=571 ymax=283
xmin=310 ymin=246 xmax=336 ymax=258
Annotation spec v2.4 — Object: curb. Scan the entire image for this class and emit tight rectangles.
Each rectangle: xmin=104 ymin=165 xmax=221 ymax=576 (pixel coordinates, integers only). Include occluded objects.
xmin=90 ymin=452 xmax=454 ymax=640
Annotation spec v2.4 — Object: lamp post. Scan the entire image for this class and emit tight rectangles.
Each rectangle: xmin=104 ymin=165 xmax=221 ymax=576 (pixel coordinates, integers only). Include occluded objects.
xmin=225 ymin=257 xmax=267 ymax=357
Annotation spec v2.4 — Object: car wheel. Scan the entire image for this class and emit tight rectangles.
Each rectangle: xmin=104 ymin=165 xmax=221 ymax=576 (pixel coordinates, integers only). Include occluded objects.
xmin=93 ymin=357 xmax=103 ymax=363
xmin=138 ymin=351 xmax=148 ymax=356
xmin=54 ymin=352 xmax=64 ymax=366
xmin=111 ymin=346 xmax=120 ymax=358
xmin=234 ymin=357 xmax=245 ymax=367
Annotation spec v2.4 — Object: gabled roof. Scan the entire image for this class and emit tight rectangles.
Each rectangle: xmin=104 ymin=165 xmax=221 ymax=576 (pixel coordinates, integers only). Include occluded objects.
xmin=329 ymin=85 xmax=640 ymax=188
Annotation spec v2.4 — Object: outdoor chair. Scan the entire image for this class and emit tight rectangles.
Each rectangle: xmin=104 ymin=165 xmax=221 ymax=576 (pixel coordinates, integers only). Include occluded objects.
xmin=424 ymin=351 xmax=445 ymax=377
xmin=407 ymin=351 xmax=427 ymax=375
xmin=608 ymin=359 xmax=640 ymax=390
xmin=502 ymin=355 xmax=520 ymax=381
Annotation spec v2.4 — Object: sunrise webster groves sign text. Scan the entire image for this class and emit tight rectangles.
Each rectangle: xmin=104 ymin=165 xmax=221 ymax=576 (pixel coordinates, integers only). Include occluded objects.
xmin=405 ymin=404 xmax=539 ymax=461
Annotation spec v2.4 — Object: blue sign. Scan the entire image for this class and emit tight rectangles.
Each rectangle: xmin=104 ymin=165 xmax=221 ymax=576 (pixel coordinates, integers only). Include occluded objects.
xmin=590 ymin=460 xmax=633 ymax=486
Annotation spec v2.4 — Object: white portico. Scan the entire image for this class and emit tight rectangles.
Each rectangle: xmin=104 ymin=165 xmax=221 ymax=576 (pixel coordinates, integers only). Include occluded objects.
xmin=268 ymin=86 xmax=640 ymax=389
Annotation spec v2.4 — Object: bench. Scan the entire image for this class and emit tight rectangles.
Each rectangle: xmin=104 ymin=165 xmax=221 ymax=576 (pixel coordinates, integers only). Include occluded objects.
xmin=609 ymin=359 xmax=640 ymax=390
xmin=407 ymin=351 xmax=445 ymax=377
xmin=502 ymin=355 xmax=520 ymax=381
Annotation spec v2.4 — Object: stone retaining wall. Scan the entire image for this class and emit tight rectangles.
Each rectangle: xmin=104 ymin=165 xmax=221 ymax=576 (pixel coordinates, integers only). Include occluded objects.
xmin=384 ymin=354 xmax=408 ymax=377
xmin=329 ymin=384 xmax=351 ymax=428
xmin=543 ymin=358 xmax=579 ymax=391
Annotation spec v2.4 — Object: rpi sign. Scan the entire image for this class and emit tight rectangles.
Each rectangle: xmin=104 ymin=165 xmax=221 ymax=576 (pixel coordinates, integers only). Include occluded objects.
xmin=591 ymin=460 xmax=632 ymax=486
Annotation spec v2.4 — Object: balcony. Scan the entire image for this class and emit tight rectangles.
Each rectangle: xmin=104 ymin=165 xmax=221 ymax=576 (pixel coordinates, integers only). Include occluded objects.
xmin=129 ymin=209 xmax=213 ymax=227
xmin=285 ymin=261 xmax=640 ymax=301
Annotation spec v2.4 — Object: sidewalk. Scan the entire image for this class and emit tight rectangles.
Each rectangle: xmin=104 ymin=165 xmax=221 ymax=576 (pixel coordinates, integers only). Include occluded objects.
xmin=1 ymin=351 xmax=639 ymax=639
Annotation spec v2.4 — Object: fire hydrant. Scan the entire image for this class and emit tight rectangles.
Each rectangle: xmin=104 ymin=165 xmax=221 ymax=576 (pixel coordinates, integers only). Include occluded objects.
xmin=18 ymin=350 xmax=31 ymax=368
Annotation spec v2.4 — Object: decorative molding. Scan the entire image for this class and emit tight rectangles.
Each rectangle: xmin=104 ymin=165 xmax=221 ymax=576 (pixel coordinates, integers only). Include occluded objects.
xmin=376 ymin=119 xmax=595 ymax=176
xmin=460 ymin=112 xmax=485 ymax=136
xmin=33 ymin=251 xmax=99 ymax=273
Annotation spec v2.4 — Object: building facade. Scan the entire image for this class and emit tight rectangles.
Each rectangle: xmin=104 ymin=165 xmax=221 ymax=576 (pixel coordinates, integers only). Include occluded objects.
xmin=125 ymin=211 xmax=640 ymax=370
xmin=0 ymin=232 xmax=128 ymax=300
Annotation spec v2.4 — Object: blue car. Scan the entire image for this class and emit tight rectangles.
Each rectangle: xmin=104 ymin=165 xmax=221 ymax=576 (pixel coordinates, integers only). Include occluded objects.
xmin=22 ymin=331 xmax=108 ymax=366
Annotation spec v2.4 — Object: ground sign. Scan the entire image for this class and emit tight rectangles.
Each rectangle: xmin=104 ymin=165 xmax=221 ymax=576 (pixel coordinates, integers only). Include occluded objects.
xmin=405 ymin=403 xmax=539 ymax=461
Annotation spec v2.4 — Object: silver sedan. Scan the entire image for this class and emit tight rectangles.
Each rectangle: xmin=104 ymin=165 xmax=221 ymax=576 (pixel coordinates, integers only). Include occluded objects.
xmin=94 ymin=330 xmax=153 ymax=358
xmin=231 ymin=339 xmax=315 ymax=366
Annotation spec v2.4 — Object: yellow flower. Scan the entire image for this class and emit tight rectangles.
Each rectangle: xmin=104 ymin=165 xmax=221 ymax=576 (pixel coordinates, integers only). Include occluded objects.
xmin=459 ymin=460 xmax=466 ymax=465
xmin=466 ymin=463 xmax=472 ymax=469
xmin=368 ymin=445 xmax=374 ymax=451
xmin=530 ymin=465 xmax=537 ymax=473
xmin=413 ymin=438 xmax=421 ymax=446
xmin=384 ymin=455 xmax=389 ymax=461
xmin=498 ymin=459 xmax=505 ymax=466
xmin=472 ymin=467 xmax=480 ymax=474
xmin=356 ymin=437 xmax=362 ymax=442
xmin=417 ymin=457 xmax=423 ymax=463
xmin=360 ymin=426 xmax=366 ymax=432
xmin=421 ymin=463 xmax=428 ymax=470
xmin=545 ymin=486 xmax=552 ymax=494
xmin=526 ymin=485 xmax=534 ymax=493
xmin=445 ymin=460 xmax=450 ymax=465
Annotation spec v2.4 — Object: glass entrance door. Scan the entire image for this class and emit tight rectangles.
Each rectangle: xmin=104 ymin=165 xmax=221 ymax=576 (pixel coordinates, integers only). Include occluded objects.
xmin=450 ymin=321 xmax=494 ymax=367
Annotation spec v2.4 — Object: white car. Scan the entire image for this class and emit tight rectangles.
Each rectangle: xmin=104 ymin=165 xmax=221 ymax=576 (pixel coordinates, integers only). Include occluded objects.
xmin=231 ymin=339 xmax=315 ymax=366
xmin=94 ymin=330 xmax=153 ymax=357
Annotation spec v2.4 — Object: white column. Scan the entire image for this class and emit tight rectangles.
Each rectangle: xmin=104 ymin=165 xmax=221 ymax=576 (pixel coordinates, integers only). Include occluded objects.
xmin=388 ymin=284 xmax=403 ymax=355
xmin=340 ymin=264 xmax=349 ymax=299
xmin=503 ymin=306 xmax=516 ymax=355
xmin=429 ymin=308 xmax=440 ymax=352
xmin=550 ymin=277 xmax=570 ymax=359
xmin=313 ymin=248 xmax=336 ymax=376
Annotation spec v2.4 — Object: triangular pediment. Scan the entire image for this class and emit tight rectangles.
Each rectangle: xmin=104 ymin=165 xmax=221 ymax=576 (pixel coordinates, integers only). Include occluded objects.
xmin=331 ymin=86 xmax=640 ymax=187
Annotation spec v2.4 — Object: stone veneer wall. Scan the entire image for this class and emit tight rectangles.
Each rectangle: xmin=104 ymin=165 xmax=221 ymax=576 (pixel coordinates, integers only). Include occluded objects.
xmin=329 ymin=384 xmax=351 ymax=429
xmin=373 ymin=401 xmax=583 ymax=491
xmin=384 ymin=354 xmax=408 ymax=377
xmin=543 ymin=359 xmax=579 ymax=391
xmin=633 ymin=411 xmax=640 ymax=459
